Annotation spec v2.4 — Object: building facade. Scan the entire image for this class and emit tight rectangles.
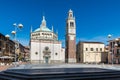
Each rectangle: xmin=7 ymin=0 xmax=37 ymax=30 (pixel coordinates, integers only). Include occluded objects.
xmin=65 ymin=9 xmax=76 ymax=63
xmin=108 ymin=38 xmax=120 ymax=64
xmin=30 ymin=16 xmax=65 ymax=64
xmin=16 ymin=42 xmax=28 ymax=62
xmin=76 ymin=41 xmax=105 ymax=63
xmin=24 ymin=46 xmax=30 ymax=61
xmin=0 ymin=33 xmax=14 ymax=58
xmin=0 ymin=33 xmax=27 ymax=64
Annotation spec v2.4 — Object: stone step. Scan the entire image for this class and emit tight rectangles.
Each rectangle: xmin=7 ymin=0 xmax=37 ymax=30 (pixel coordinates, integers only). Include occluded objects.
xmin=0 ymin=74 xmax=120 ymax=80
xmin=0 ymin=72 xmax=28 ymax=80
xmin=0 ymin=73 xmax=20 ymax=80
xmin=3 ymin=69 xmax=120 ymax=76
xmin=1 ymin=71 xmax=120 ymax=80
xmin=0 ymin=68 xmax=120 ymax=80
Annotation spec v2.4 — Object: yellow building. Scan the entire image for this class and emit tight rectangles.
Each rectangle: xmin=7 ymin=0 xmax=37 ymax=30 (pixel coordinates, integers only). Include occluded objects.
xmin=77 ymin=41 xmax=105 ymax=63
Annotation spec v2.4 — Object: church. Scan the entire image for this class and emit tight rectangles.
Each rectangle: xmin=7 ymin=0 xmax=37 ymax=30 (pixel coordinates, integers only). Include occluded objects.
xmin=30 ymin=16 xmax=65 ymax=63
xmin=30 ymin=9 xmax=76 ymax=63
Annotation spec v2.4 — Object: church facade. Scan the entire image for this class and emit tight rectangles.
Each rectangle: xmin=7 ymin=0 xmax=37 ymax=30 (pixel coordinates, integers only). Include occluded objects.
xmin=30 ymin=16 xmax=65 ymax=63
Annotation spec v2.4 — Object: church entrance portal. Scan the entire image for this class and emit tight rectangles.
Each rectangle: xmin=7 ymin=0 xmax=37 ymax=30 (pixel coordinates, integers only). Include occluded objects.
xmin=43 ymin=46 xmax=51 ymax=64
xmin=45 ymin=57 xmax=49 ymax=63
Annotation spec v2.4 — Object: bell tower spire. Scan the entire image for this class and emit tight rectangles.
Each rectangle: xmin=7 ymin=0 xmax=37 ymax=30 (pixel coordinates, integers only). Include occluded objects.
xmin=68 ymin=9 xmax=73 ymax=18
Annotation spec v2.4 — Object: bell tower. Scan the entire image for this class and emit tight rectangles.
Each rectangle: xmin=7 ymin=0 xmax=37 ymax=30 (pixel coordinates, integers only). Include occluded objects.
xmin=65 ymin=9 xmax=76 ymax=63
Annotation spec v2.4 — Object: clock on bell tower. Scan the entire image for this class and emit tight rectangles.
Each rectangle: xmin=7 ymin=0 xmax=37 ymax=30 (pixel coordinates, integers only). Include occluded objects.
xmin=65 ymin=9 xmax=76 ymax=63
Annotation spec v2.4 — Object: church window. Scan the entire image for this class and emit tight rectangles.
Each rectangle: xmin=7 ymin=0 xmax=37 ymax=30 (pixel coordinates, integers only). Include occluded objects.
xmin=70 ymin=22 xmax=74 ymax=27
xmin=86 ymin=48 xmax=88 ymax=51
xmin=35 ymin=52 xmax=38 ymax=55
xmin=55 ymin=53 xmax=58 ymax=55
xmin=70 ymin=14 xmax=72 ymax=17
xmin=45 ymin=47 xmax=49 ymax=51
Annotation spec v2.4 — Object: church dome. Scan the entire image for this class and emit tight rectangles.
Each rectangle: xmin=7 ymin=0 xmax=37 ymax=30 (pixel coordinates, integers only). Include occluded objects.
xmin=34 ymin=28 xmax=40 ymax=32
xmin=34 ymin=27 xmax=51 ymax=32
xmin=34 ymin=16 xmax=52 ymax=32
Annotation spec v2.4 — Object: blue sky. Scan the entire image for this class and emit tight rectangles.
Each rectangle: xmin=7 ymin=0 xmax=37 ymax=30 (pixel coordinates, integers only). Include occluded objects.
xmin=0 ymin=0 xmax=120 ymax=46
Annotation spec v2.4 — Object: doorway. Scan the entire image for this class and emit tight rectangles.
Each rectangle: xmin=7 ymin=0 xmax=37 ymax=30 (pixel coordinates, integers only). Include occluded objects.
xmin=45 ymin=57 xmax=49 ymax=63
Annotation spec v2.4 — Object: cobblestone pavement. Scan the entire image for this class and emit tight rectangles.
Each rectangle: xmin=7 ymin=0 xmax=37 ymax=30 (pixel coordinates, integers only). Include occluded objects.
xmin=7 ymin=63 xmax=120 ymax=71
xmin=1 ymin=63 xmax=120 ymax=71
xmin=0 ymin=62 xmax=27 ymax=72
xmin=0 ymin=65 xmax=13 ymax=72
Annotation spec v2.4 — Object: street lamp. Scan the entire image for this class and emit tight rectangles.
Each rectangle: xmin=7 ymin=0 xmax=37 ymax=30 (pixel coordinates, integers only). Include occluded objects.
xmin=108 ymin=34 xmax=114 ymax=66
xmin=108 ymin=34 xmax=118 ymax=66
xmin=111 ymin=38 xmax=118 ymax=66
xmin=114 ymin=38 xmax=118 ymax=64
xmin=108 ymin=34 xmax=112 ymax=64
xmin=11 ymin=23 xmax=23 ymax=66
xmin=5 ymin=34 xmax=10 ymax=39
xmin=108 ymin=34 xmax=112 ymax=39
xmin=108 ymin=34 xmax=116 ymax=66
xmin=115 ymin=38 xmax=118 ymax=47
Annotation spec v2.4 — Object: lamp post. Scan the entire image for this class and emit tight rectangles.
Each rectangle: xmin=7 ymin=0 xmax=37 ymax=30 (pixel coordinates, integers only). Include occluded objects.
xmin=108 ymin=34 xmax=112 ymax=64
xmin=11 ymin=23 xmax=23 ymax=66
xmin=114 ymin=38 xmax=118 ymax=64
xmin=108 ymin=34 xmax=118 ymax=66
xmin=108 ymin=34 xmax=114 ymax=66
xmin=5 ymin=34 xmax=10 ymax=39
